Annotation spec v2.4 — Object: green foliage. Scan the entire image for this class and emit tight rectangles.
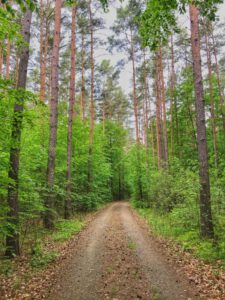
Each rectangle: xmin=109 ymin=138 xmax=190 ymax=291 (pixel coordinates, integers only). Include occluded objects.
xmin=52 ymin=219 xmax=84 ymax=242
xmin=30 ymin=243 xmax=58 ymax=268
xmin=2 ymin=0 xmax=37 ymax=12
xmin=139 ymin=0 xmax=223 ymax=50
xmin=0 ymin=83 xmax=129 ymax=253
xmin=131 ymin=156 xmax=225 ymax=263
xmin=137 ymin=208 xmax=225 ymax=263
xmin=139 ymin=0 xmax=179 ymax=50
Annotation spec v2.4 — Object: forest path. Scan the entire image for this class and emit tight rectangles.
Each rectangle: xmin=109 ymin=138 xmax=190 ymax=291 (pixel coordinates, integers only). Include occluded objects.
xmin=48 ymin=202 xmax=198 ymax=300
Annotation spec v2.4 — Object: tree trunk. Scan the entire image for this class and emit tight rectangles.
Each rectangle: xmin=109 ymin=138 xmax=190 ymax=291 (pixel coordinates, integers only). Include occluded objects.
xmin=159 ymin=47 xmax=168 ymax=164
xmin=87 ymin=0 xmax=94 ymax=191
xmin=39 ymin=0 xmax=49 ymax=102
xmin=65 ymin=6 xmax=77 ymax=219
xmin=211 ymin=30 xmax=225 ymax=132
xmin=155 ymin=52 xmax=163 ymax=169
xmin=0 ymin=46 xmax=3 ymax=77
xmin=39 ymin=0 xmax=45 ymax=101
xmin=80 ymin=32 xmax=85 ymax=122
xmin=5 ymin=9 xmax=32 ymax=257
xmin=170 ymin=35 xmax=175 ymax=157
xmin=13 ymin=53 xmax=20 ymax=85
xmin=189 ymin=4 xmax=214 ymax=239
xmin=131 ymin=33 xmax=139 ymax=144
xmin=44 ymin=0 xmax=62 ymax=229
xmin=143 ymin=50 xmax=149 ymax=148
xmin=6 ymin=38 xmax=10 ymax=80
xmin=203 ymin=21 xmax=218 ymax=168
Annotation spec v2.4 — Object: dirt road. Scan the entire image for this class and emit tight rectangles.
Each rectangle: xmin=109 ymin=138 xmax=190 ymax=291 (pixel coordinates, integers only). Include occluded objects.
xmin=48 ymin=202 xmax=199 ymax=300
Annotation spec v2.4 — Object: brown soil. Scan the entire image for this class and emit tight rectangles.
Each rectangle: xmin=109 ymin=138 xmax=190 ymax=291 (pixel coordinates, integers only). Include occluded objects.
xmin=48 ymin=202 xmax=199 ymax=300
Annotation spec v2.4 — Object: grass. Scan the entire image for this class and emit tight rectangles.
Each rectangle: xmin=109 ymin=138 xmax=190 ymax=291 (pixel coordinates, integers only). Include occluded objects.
xmin=152 ymin=287 xmax=164 ymax=300
xmin=136 ymin=207 xmax=225 ymax=266
xmin=30 ymin=246 xmax=59 ymax=268
xmin=52 ymin=219 xmax=85 ymax=242
xmin=128 ymin=239 xmax=136 ymax=250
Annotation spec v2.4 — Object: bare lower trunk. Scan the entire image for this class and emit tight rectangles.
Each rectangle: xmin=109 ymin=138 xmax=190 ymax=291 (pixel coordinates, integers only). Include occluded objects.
xmin=44 ymin=0 xmax=62 ymax=229
xmin=159 ymin=47 xmax=168 ymax=164
xmin=5 ymin=10 xmax=32 ymax=257
xmin=6 ymin=38 xmax=10 ymax=80
xmin=102 ymin=100 xmax=106 ymax=134
xmin=131 ymin=34 xmax=139 ymax=144
xmin=203 ymin=21 xmax=218 ymax=168
xmin=155 ymin=52 xmax=164 ymax=169
xmin=0 ymin=46 xmax=3 ymax=77
xmin=143 ymin=50 xmax=149 ymax=148
xmin=170 ymin=35 xmax=175 ymax=157
xmin=39 ymin=0 xmax=49 ymax=102
xmin=148 ymin=95 xmax=155 ymax=165
xmin=65 ymin=6 xmax=77 ymax=219
xmin=211 ymin=30 xmax=225 ymax=132
xmin=80 ymin=32 xmax=85 ymax=122
xmin=189 ymin=4 xmax=214 ymax=239
xmin=87 ymin=0 xmax=94 ymax=191
xmin=39 ymin=0 xmax=45 ymax=101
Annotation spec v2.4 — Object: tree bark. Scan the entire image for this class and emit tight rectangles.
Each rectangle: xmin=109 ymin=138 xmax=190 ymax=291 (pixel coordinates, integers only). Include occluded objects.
xmin=39 ymin=0 xmax=45 ymax=101
xmin=65 ymin=6 xmax=77 ymax=219
xmin=159 ymin=47 xmax=168 ymax=164
xmin=6 ymin=38 xmax=10 ymax=80
xmin=44 ymin=0 xmax=62 ymax=229
xmin=155 ymin=51 xmax=164 ymax=169
xmin=131 ymin=32 xmax=139 ymax=144
xmin=170 ymin=35 xmax=176 ymax=158
xmin=87 ymin=0 xmax=94 ymax=190
xmin=211 ymin=30 xmax=225 ymax=132
xmin=189 ymin=4 xmax=214 ymax=239
xmin=5 ymin=9 xmax=32 ymax=257
xmin=39 ymin=0 xmax=49 ymax=102
xmin=80 ymin=32 xmax=85 ymax=121
xmin=0 ymin=46 xmax=3 ymax=77
xmin=143 ymin=50 xmax=149 ymax=148
xmin=203 ymin=21 xmax=218 ymax=168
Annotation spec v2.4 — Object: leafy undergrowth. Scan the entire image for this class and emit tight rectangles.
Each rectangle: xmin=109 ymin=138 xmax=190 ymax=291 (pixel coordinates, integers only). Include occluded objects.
xmin=136 ymin=208 xmax=225 ymax=266
xmin=0 ymin=216 xmax=86 ymax=299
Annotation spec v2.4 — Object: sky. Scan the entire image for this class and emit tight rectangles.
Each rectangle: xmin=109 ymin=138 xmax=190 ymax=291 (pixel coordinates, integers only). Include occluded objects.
xmin=95 ymin=1 xmax=225 ymax=95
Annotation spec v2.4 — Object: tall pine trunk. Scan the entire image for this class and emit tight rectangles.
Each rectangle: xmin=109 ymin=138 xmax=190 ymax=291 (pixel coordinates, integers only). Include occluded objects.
xmin=170 ymin=35 xmax=175 ymax=157
xmin=39 ymin=0 xmax=45 ymax=101
xmin=131 ymin=33 xmax=139 ymax=144
xmin=80 ymin=32 xmax=85 ymax=121
xmin=203 ymin=21 xmax=218 ymax=168
xmin=189 ymin=4 xmax=214 ymax=239
xmin=6 ymin=38 xmax=10 ymax=80
xmin=155 ymin=51 xmax=164 ymax=169
xmin=5 ymin=9 xmax=32 ymax=257
xmin=65 ymin=6 xmax=77 ymax=219
xmin=44 ymin=0 xmax=62 ymax=229
xmin=143 ymin=50 xmax=149 ymax=148
xmin=211 ymin=30 xmax=225 ymax=132
xmin=0 ymin=46 xmax=3 ymax=77
xmin=159 ymin=47 xmax=168 ymax=164
xmin=87 ymin=0 xmax=94 ymax=190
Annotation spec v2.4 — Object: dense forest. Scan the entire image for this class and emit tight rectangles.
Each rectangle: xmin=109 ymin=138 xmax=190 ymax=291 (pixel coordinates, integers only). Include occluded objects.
xmin=0 ymin=0 xmax=225 ymax=292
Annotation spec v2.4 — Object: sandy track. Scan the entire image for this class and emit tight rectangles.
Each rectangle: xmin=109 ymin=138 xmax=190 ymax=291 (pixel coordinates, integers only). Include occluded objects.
xmin=48 ymin=202 xmax=199 ymax=300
